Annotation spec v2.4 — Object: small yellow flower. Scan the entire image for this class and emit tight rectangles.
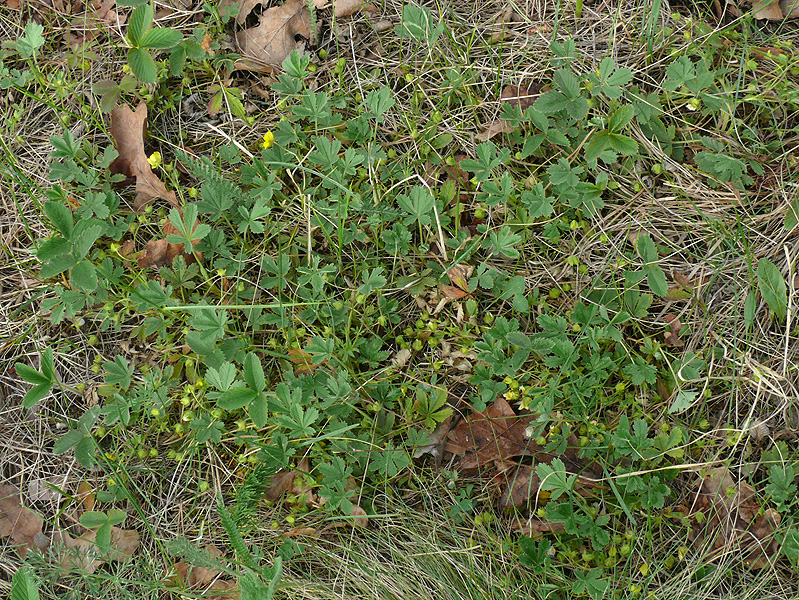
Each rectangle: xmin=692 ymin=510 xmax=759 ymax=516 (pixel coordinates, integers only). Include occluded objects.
xmin=262 ymin=130 xmax=275 ymax=149
xmin=147 ymin=151 xmax=162 ymax=169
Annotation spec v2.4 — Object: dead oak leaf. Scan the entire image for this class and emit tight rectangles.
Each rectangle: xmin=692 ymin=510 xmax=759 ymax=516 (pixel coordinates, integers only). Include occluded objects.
xmin=109 ymin=103 xmax=178 ymax=212
xmin=235 ymin=0 xmax=311 ymax=73
xmin=0 ymin=485 xmax=46 ymax=558
xmin=445 ymin=397 xmax=538 ymax=469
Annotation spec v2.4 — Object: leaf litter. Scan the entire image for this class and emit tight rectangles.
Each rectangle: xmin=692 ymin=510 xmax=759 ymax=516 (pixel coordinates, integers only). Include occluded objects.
xmin=445 ymin=398 xmax=602 ymax=509
xmin=676 ymin=466 xmax=782 ymax=568
xmin=0 ymin=484 xmax=139 ymax=573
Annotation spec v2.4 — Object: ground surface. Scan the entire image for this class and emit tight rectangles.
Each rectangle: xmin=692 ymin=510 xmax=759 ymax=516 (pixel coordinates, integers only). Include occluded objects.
xmin=2 ymin=0 xmax=799 ymax=598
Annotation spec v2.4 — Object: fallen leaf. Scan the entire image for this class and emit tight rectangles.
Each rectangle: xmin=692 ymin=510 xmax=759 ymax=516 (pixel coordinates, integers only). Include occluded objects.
xmin=439 ymin=284 xmax=470 ymax=300
xmin=66 ymin=0 xmax=125 ymax=47
xmin=500 ymin=84 xmax=545 ymax=111
xmin=0 ymin=485 xmax=46 ymax=558
xmin=446 ymin=397 xmax=538 ymax=469
xmin=235 ymin=0 xmax=311 ymax=73
xmin=51 ymin=526 xmax=139 ymax=574
xmin=137 ymin=220 xmax=203 ymax=269
xmin=663 ymin=313 xmax=684 ymax=348
xmin=27 ymin=477 xmax=67 ymax=504
xmin=350 ymin=504 xmax=368 ymax=528
xmin=169 ymin=545 xmax=239 ymax=599
xmin=477 ymin=84 xmax=545 ymax=141
xmin=476 ymin=119 xmax=515 ymax=142
xmin=513 ymin=517 xmax=565 ymax=537
xmin=264 ymin=471 xmax=296 ymax=500
xmin=288 ymin=347 xmax=318 ymax=375
xmin=446 ymin=399 xmax=601 ymax=507
xmin=677 ymin=467 xmax=782 ymax=568
xmin=391 ymin=348 xmax=412 ymax=368
xmin=109 ymin=103 xmax=178 ymax=212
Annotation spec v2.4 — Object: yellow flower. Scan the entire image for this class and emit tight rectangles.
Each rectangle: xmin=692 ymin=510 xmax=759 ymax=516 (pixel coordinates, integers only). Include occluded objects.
xmin=262 ymin=130 xmax=275 ymax=149
xmin=147 ymin=151 xmax=162 ymax=169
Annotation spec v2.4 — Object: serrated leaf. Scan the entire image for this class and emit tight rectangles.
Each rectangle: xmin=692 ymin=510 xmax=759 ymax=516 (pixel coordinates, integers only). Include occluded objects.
xmin=71 ymin=259 xmax=98 ymax=292
xmin=218 ymin=386 xmax=259 ymax=410
xmin=668 ymin=389 xmax=697 ymax=414
xmin=128 ymin=47 xmax=158 ymax=84
xmin=127 ymin=3 xmax=153 ymax=46
xmin=139 ymin=27 xmax=182 ymax=49
xmin=44 ymin=201 xmax=74 ymax=239
xmin=243 ymin=352 xmax=265 ymax=393
xmin=53 ymin=429 xmax=83 ymax=454
xmin=10 ymin=566 xmax=40 ymax=600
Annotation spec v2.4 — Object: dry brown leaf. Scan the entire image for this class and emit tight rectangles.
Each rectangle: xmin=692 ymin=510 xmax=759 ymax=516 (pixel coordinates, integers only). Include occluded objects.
xmin=51 ymin=526 xmax=139 ymax=574
xmin=678 ymin=467 xmax=781 ymax=568
xmin=439 ymin=284 xmax=470 ymax=300
xmin=476 ymin=119 xmax=515 ymax=142
xmin=109 ymin=103 xmax=178 ymax=212
xmin=288 ymin=347 xmax=318 ymax=375
xmin=66 ymin=0 xmax=125 ymax=47
xmin=5 ymin=0 xmax=21 ymax=9
xmin=77 ymin=480 xmax=96 ymax=512
xmin=514 ymin=518 xmax=565 ymax=537
xmin=137 ymin=220 xmax=203 ymax=269
xmin=477 ymin=84 xmax=545 ymax=141
xmin=235 ymin=0 xmax=311 ymax=73
xmin=0 ymin=485 xmax=45 ymax=558
xmin=170 ymin=545 xmax=239 ymax=599
xmin=445 ymin=397 xmax=539 ymax=469
xmin=350 ymin=504 xmax=368 ymax=528
xmin=265 ymin=470 xmax=296 ymax=500
xmin=780 ymin=0 xmax=799 ymax=16
xmin=501 ymin=84 xmax=544 ymax=110
xmin=663 ymin=313 xmax=684 ymax=348
xmin=446 ymin=400 xmax=601 ymax=507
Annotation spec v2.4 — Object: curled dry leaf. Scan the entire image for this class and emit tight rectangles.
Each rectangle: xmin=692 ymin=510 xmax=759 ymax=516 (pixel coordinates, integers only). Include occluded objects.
xmin=235 ymin=0 xmax=311 ymax=73
xmin=109 ymin=103 xmax=178 ymax=212
xmin=0 ymin=485 xmax=45 ymax=558
xmin=663 ymin=313 xmax=684 ymax=348
xmin=169 ymin=545 xmax=239 ymax=600
xmin=677 ymin=467 xmax=781 ymax=568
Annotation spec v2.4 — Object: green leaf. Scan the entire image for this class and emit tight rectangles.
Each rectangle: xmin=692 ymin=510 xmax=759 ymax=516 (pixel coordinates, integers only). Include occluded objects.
xmin=16 ymin=23 xmax=45 ymax=59
xmin=139 ymin=27 xmax=182 ymax=49
xmin=44 ymin=201 xmax=74 ymax=239
xmin=104 ymin=355 xmax=135 ymax=391
xmin=128 ymin=47 xmax=158 ymax=84
xmin=536 ymin=458 xmax=575 ymax=501
xmin=668 ymin=389 xmax=697 ymax=414
xmin=607 ymin=105 xmax=635 ymax=133
xmin=53 ymin=429 xmax=83 ymax=454
xmin=127 ymin=3 xmax=154 ymax=46
xmin=218 ymin=386 xmax=259 ymax=410
xmin=574 ymin=568 xmax=609 ymax=600
xmin=646 ymin=266 xmax=668 ymax=297
xmin=80 ymin=511 xmax=108 ymax=529
xmin=242 ymin=352 xmax=265 ymax=393
xmin=71 ymin=260 xmax=98 ymax=292
xmin=10 ymin=566 xmax=40 ymax=600
xmin=364 ymin=86 xmax=395 ymax=120
xmin=757 ymin=258 xmax=787 ymax=321
xmin=357 ymin=267 xmax=387 ymax=296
